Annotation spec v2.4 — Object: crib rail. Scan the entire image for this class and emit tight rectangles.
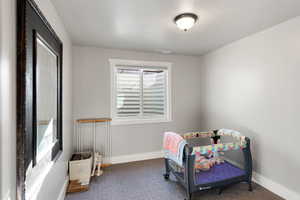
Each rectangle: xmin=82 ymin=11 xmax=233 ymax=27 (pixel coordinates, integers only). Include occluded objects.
xmin=183 ymin=129 xmax=247 ymax=156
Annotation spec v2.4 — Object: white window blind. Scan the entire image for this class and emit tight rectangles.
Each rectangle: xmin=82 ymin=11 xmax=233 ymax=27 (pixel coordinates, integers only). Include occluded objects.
xmin=115 ymin=67 xmax=166 ymax=119
xmin=111 ymin=59 xmax=171 ymax=124
xmin=142 ymin=70 xmax=165 ymax=116
xmin=116 ymin=68 xmax=141 ymax=117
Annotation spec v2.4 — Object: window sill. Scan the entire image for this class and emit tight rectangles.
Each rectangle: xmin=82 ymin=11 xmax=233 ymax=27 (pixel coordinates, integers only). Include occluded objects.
xmin=111 ymin=118 xmax=172 ymax=126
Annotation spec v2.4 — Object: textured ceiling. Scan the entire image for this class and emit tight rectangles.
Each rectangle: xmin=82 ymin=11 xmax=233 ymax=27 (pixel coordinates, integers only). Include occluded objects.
xmin=51 ymin=0 xmax=300 ymax=55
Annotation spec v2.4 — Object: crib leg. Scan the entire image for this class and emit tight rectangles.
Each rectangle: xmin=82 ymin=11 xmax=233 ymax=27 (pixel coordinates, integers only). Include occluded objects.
xmin=163 ymin=173 xmax=169 ymax=180
xmin=185 ymin=192 xmax=192 ymax=200
xmin=164 ymin=158 xmax=170 ymax=180
xmin=218 ymin=187 xmax=224 ymax=195
xmin=248 ymin=181 xmax=253 ymax=192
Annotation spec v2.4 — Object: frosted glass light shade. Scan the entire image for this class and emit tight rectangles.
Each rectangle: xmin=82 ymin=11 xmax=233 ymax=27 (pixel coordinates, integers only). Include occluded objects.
xmin=174 ymin=13 xmax=198 ymax=31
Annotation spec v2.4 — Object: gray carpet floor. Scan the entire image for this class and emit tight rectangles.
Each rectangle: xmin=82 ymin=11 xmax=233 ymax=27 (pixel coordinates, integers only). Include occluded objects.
xmin=66 ymin=159 xmax=283 ymax=200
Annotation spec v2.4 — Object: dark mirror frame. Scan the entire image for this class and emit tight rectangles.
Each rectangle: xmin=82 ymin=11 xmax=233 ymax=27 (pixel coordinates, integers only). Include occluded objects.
xmin=16 ymin=0 xmax=63 ymax=199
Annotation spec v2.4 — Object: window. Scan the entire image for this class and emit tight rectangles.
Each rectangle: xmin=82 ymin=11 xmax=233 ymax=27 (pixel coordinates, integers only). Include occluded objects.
xmin=110 ymin=59 xmax=172 ymax=125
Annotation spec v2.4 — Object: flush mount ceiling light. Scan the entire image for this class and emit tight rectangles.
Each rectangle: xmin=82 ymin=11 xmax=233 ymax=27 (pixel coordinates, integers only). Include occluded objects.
xmin=174 ymin=13 xmax=198 ymax=31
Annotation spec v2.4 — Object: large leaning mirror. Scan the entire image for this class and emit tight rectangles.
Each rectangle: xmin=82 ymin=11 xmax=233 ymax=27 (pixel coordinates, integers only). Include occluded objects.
xmin=16 ymin=0 xmax=63 ymax=199
xmin=35 ymin=36 xmax=59 ymax=163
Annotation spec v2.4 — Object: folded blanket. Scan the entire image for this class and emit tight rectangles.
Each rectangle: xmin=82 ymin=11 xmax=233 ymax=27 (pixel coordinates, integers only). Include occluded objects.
xmin=163 ymin=132 xmax=187 ymax=167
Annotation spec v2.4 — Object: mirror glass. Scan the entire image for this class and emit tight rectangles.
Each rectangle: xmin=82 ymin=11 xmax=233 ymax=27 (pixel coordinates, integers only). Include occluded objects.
xmin=36 ymin=37 xmax=58 ymax=163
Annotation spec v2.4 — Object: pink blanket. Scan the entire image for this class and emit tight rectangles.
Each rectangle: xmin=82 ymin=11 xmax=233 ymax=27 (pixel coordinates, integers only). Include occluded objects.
xmin=163 ymin=132 xmax=187 ymax=166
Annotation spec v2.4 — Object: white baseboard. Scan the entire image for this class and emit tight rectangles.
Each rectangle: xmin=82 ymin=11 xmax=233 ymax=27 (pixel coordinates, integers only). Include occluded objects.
xmin=226 ymin=159 xmax=300 ymax=200
xmin=252 ymin=172 xmax=300 ymax=200
xmin=110 ymin=151 xmax=164 ymax=164
xmin=57 ymin=176 xmax=69 ymax=200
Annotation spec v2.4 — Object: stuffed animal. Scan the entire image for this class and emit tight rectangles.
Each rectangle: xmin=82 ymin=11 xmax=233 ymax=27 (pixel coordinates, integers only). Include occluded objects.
xmin=91 ymin=152 xmax=103 ymax=176
xmin=194 ymin=137 xmax=224 ymax=171
xmin=195 ymin=154 xmax=215 ymax=171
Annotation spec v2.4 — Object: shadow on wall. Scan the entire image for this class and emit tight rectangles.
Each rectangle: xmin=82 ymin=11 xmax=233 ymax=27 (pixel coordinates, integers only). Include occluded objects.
xmin=238 ymin=126 xmax=262 ymax=173
xmin=223 ymin=126 xmax=262 ymax=172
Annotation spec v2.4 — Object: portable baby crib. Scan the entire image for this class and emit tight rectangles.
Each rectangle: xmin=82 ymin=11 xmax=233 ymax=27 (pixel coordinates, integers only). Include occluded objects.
xmin=163 ymin=129 xmax=252 ymax=200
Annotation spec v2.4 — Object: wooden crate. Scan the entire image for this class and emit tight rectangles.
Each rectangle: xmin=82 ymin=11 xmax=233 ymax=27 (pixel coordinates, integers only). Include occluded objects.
xmin=67 ymin=180 xmax=89 ymax=193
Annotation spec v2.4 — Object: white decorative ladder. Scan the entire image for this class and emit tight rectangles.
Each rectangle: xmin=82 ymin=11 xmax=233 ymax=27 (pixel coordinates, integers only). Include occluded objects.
xmin=74 ymin=118 xmax=112 ymax=166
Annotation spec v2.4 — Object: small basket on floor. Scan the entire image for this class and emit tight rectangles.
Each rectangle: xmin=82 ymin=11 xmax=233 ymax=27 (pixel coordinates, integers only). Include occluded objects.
xmin=69 ymin=152 xmax=92 ymax=188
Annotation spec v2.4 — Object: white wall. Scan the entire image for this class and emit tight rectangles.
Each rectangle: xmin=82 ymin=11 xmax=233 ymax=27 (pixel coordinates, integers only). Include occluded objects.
xmin=72 ymin=46 xmax=203 ymax=157
xmin=0 ymin=0 xmax=73 ymax=200
xmin=199 ymin=16 xmax=300 ymax=198
xmin=0 ymin=0 xmax=16 ymax=199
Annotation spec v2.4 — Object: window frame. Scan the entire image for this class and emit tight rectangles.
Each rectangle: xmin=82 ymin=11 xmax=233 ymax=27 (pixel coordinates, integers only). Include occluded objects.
xmin=110 ymin=59 xmax=172 ymax=125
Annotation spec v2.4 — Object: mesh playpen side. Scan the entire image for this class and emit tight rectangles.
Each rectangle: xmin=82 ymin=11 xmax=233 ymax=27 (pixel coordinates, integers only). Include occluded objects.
xmin=164 ymin=136 xmax=252 ymax=200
